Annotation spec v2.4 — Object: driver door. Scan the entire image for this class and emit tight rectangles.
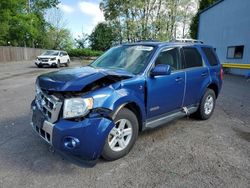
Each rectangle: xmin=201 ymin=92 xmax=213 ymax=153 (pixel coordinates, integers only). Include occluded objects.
xmin=146 ymin=47 xmax=185 ymax=119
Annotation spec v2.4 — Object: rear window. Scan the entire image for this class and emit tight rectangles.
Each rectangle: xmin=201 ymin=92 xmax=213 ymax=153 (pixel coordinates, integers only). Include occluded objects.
xmin=202 ymin=47 xmax=219 ymax=66
xmin=183 ymin=47 xmax=203 ymax=68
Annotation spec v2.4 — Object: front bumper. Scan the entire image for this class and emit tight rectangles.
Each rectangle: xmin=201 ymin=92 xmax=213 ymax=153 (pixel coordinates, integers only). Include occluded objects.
xmin=35 ymin=60 xmax=57 ymax=66
xmin=31 ymin=102 xmax=115 ymax=164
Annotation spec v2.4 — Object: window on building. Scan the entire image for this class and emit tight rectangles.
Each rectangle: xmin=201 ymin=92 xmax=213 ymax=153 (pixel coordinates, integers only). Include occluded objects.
xmin=202 ymin=47 xmax=219 ymax=66
xmin=183 ymin=47 xmax=203 ymax=68
xmin=227 ymin=46 xmax=244 ymax=59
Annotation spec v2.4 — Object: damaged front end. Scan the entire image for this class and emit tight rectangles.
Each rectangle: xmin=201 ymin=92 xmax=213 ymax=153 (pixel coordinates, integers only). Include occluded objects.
xmin=31 ymin=66 xmax=134 ymax=166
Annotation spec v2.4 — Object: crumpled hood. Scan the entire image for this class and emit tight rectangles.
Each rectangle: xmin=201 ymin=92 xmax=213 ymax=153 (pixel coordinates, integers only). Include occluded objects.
xmin=37 ymin=66 xmax=133 ymax=92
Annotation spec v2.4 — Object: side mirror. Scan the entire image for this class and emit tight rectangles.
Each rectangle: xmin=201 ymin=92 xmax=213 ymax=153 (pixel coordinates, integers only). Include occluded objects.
xmin=150 ymin=64 xmax=171 ymax=77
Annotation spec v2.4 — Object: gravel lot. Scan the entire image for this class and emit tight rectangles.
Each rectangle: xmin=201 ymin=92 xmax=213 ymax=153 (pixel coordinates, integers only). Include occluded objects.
xmin=0 ymin=60 xmax=249 ymax=188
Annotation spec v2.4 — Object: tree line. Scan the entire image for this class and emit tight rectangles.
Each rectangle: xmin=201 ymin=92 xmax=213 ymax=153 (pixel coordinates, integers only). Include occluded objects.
xmin=0 ymin=0 xmax=218 ymax=52
xmin=100 ymin=0 xmax=198 ymax=43
xmin=88 ymin=0 xmax=217 ymax=51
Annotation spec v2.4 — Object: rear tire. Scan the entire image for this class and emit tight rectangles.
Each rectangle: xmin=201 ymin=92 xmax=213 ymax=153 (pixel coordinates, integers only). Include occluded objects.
xmin=195 ymin=89 xmax=216 ymax=120
xmin=65 ymin=59 xmax=70 ymax=67
xmin=102 ymin=108 xmax=138 ymax=161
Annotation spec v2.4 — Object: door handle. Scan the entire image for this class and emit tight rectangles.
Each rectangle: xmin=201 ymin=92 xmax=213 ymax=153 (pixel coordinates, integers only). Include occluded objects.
xmin=201 ymin=72 xmax=208 ymax=77
xmin=175 ymin=77 xmax=183 ymax=82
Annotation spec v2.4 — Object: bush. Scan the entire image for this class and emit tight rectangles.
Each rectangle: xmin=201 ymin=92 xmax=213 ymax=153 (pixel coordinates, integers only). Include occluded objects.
xmin=67 ymin=48 xmax=103 ymax=57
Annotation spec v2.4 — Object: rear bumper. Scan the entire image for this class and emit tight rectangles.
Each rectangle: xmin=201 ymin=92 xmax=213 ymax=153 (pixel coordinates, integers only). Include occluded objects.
xmin=31 ymin=103 xmax=115 ymax=164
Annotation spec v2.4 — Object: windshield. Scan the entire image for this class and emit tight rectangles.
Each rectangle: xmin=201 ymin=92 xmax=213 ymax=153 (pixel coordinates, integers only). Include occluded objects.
xmin=42 ymin=50 xmax=59 ymax=56
xmin=90 ymin=45 xmax=155 ymax=74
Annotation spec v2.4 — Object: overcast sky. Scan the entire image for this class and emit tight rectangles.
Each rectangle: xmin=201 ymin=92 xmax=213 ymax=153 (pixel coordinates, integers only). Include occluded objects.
xmin=55 ymin=0 xmax=104 ymax=38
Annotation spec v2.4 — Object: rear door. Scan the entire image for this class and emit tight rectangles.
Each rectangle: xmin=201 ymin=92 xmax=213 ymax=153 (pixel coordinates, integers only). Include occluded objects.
xmin=62 ymin=52 xmax=67 ymax=63
xmin=182 ymin=47 xmax=210 ymax=107
xmin=59 ymin=52 xmax=64 ymax=63
xmin=146 ymin=47 xmax=185 ymax=118
xmin=201 ymin=47 xmax=222 ymax=89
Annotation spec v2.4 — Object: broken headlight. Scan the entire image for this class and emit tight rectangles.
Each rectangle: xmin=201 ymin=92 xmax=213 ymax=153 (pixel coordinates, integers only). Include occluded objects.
xmin=63 ymin=98 xmax=93 ymax=119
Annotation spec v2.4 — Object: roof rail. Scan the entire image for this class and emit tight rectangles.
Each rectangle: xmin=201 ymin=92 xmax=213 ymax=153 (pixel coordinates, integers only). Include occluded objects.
xmin=136 ymin=39 xmax=159 ymax=43
xmin=173 ymin=38 xmax=204 ymax=44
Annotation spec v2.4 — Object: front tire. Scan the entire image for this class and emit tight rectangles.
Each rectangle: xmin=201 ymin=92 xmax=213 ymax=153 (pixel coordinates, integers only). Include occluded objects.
xmin=102 ymin=108 xmax=139 ymax=161
xmin=56 ymin=60 xmax=60 ymax=68
xmin=195 ymin=89 xmax=216 ymax=120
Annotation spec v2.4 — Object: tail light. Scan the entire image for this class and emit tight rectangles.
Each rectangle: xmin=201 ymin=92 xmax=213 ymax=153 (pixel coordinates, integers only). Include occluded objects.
xmin=220 ymin=64 xmax=224 ymax=80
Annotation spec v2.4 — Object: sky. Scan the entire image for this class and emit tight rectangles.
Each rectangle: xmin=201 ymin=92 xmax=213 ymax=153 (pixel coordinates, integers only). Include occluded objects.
xmin=50 ymin=0 xmax=198 ymax=40
xmin=55 ymin=0 xmax=105 ymax=38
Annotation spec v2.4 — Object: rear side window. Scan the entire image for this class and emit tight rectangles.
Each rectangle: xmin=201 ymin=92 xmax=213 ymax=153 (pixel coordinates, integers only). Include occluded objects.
xmin=202 ymin=47 xmax=219 ymax=66
xmin=183 ymin=47 xmax=203 ymax=68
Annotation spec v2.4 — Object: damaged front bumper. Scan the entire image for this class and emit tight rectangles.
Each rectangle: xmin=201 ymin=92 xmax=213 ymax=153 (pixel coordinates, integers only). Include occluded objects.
xmin=31 ymin=102 xmax=115 ymax=166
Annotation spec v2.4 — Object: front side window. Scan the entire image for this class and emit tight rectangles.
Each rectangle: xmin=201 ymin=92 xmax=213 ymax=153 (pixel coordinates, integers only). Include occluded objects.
xmin=227 ymin=46 xmax=244 ymax=59
xmin=90 ymin=45 xmax=155 ymax=74
xmin=155 ymin=48 xmax=181 ymax=71
xmin=183 ymin=47 xmax=203 ymax=68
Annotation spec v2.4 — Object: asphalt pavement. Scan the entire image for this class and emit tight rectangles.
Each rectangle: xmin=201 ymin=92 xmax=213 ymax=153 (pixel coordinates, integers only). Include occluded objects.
xmin=0 ymin=60 xmax=249 ymax=188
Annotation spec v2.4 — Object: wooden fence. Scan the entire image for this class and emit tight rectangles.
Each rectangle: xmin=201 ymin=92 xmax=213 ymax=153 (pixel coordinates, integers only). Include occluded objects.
xmin=0 ymin=46 xmax=45 ymax=62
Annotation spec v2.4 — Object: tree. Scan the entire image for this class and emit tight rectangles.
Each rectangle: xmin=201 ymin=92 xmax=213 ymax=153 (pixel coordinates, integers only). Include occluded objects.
xmin=100 ymin=0 xmax=198 ymax=42
xmin=75 ymin=32 xmax=89 ymax=49
xmin=0 ymin=0 xmax=60 ymax=47
xmin=178 ymin=0 xmax=199 ymax=38
xmin=89 ymin=22 xmax=117 ymax=51
xmin=45 ymin=8 xmax=73 ymax=50
xmin=190 ymin=0 xmax=217 ymax=39
xmin=45 ymin=27 xmax=73 ymax=50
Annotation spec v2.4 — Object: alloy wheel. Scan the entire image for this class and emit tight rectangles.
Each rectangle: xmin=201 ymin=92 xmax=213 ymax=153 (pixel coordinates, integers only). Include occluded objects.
xmin=108 ymin=119 xmax=133 ymax=152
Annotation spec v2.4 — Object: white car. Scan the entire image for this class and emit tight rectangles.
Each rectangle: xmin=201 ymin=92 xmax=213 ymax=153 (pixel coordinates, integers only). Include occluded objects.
xmin=35 ymin=50 xmax=70 ymax=68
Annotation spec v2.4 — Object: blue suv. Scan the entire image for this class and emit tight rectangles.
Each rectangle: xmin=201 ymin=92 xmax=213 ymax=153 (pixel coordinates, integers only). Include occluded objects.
xmin=31 ymin=41 xmax=223 ymax=165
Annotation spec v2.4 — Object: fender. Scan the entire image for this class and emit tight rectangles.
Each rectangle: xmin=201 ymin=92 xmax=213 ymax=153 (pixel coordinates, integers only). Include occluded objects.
xmin=197 ymin=77 xmax=212 ymax=102
xmin=89 ymin=86 xmax=147 ymax=123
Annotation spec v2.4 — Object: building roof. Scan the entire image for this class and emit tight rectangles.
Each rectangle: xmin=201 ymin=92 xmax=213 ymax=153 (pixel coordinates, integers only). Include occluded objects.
xmin=199 ymin=0 xmax=224 ymax=15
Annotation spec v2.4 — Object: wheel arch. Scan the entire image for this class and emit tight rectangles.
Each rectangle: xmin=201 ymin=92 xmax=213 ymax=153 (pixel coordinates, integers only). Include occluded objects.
xmin=124 ymin=102 xmax=143 ymax=132
xmin=207 ymin=83 xmax=219 ymax=98
xmin=112 ymin=102 xmax=145 ymax=132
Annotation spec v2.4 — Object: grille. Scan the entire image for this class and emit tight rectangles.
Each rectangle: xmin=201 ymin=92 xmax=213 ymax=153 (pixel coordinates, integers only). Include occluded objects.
xmin=38 ymin=58 xmax=49 ymax=62
xmin=35 ymin=88 xmax=62 ymax=123
xmin=34 ymin=125 xmax=51 ymax=143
